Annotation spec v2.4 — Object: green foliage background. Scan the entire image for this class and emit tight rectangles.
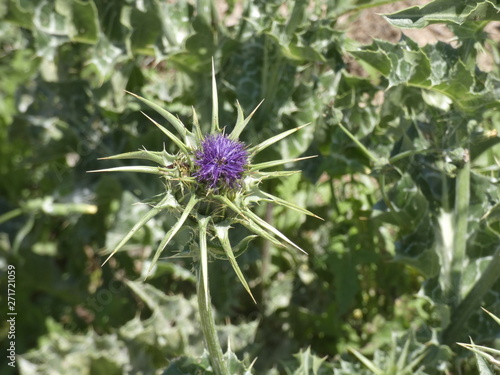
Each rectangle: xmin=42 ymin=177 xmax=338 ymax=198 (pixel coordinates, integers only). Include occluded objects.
xmin=1 ymin=0 xmax=499 ymax=374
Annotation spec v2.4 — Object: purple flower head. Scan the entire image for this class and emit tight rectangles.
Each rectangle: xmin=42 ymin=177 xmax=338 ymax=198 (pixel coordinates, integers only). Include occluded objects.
xmin=194 ymin=134 xmax=248 ymax=191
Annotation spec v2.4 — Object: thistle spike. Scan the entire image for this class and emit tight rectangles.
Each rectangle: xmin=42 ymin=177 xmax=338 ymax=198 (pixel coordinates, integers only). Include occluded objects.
xmin=210 ymin=59 xmax=220 ymax=134
xmin=125 ymin=90 xmax=189 ymax=141
xmin=248 ymin=123 xmax=312 ymax=156
xmin=144 ymin=194 xmax=198 ymax=279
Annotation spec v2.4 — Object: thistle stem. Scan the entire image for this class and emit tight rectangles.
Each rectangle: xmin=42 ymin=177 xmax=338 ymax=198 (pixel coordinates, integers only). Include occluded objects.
xmin=196 ymin=263 xmax=228 ymax=375
xmin=448 ymin=157 xmax=470 ymax=306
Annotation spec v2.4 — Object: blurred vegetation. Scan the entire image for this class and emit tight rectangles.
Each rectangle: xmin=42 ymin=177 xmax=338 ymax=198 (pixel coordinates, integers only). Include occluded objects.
xmin=0 ymin=0 xmax=499 ymax=374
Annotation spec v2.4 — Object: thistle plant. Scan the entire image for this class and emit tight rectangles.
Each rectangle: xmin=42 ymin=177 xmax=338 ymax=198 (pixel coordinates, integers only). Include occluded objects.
xmin=90 ymin=65 xmax=319 ymax=374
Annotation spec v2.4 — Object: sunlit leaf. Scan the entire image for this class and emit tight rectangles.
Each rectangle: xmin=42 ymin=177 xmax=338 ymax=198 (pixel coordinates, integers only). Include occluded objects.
xmin=383 ymin=0 xmax=500 ymax=29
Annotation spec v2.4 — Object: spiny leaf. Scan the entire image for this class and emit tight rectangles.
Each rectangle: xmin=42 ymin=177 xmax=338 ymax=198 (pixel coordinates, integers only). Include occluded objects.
xmin=249 ymin=155 xmax=317 ymax=171
xmin=140 ymin=112 xmax=192 ymax=161
xmin=248 ymin=123 xmax=311 ymax=156
xmin=237 ymin=217 xmax=287 ymax=250
xmin=232 ymin=235 xmax=258 ymax=255
xmin=383 ymin=0 xmax=500 ymax=29
xmin=458 ymin=342 xmax=500 ymax=370
xmin=458 ymin=339 xmax=497 ymax=374
xmin=254 ymin=189 xmax=323 ymax=220
xmin=337 ymin=122 xmax=379 ymax=163
xmin=191 ymin=106 xmax=203 ymax=144
xmin=126 ymin=90 xmax=189 ymax=140
xmin=213 ymin=195 xmax=251 ymax=221
xmin=144 ymin=194 xmax=198 ymax=279
xmin=216 ymin=193 xmax=302 ymax=252
xmin=349 ymin=38 xmax=500 ymax=112
xmin=213 ymin=196 xmax=287 ymax=248
xmin=347 ymin=347 xmax=383 ymax=375
xmin=210 ymin=59 xmax=220 ymax=134
xmin=65 ymin=0 xmax=99 ymax=44
xmin=481 ymin=307 xmax=500 ymax=326
xmin=101 ymin=193 xmax=177 ymax=265
xmin=398 ymin=332 xmax=429 ymax=373
xmin=397 ymin=334 xmax=412 ymax=370
xmin=98 ymin=149 xmax=174 ymax=166
xmin=228 ymin=99 xmax=264 ymax=141
xmin=291 ymin=347 xmax=330 ymax=374
xmin=256 ymin=170 xmax=301 ymax=180
xmin=214 ymin=223 xmax=256 ymax=303
xmin=243 ymin=209 xmax=308 ymax=255
xmin=209 ymin=235 xmax=257 ymax=259
xmin=88 ymin=166 xmax=167 ymax=175
xmin=217 ymin=199 xmax=287 ymax=250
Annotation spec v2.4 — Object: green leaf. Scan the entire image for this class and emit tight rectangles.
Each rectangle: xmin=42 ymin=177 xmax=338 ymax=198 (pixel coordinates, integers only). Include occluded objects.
xmin=257 ymin=170 xmax=301 ymax=180
xmin=127 ymin=5 xmax=162 ymax=55
xmin=0 ymin=197 xmax=97 ymax=223
xmin=348 ymin=346 xmax=383 ymax=375
xmin=228 ymin=99 xmax=264 ymax=141
xmin=284 ymin=0 xmax=307 ymax=39
xmin=214 ymin=223 xmax=256 ymax=303
xmin=290 ymin=347 xmax=330 ymax=375
xmin=243 ymin=208 xmax=307 ymax=254
xmin=163 ymin=349 xmax=254 ymax=375
xmin=249 ymin=155 xmax=317 ymax=171
xmin=280 ymin=39 xmax=326 ymax=64
xmin=234 ymin=216 xmax=286 ymax=250
xmin=350 ymin=38 xmax=500 ymax=112
xmin=101 ymin=193 xmax=178 ymax=265
xmin=482 ymin=307 xmax=500 ymax=326
xmin=98 ymin=149 xmax=175 ymax=166
xmin=145 ymin=194 xmax=198 ymax=279
xmin=62 ymin=0 xmax=99 ymax=44
xmin=470 ymin=130 xmax=500 ymax=161
xmin=19 ymin=320 xmax=130 ymax=374
xmin=248 ymin=123 xmax=312 ymax=156
xmin=126 ymin=91 xmax=189 ymax=141
xmin=443 ymin=246 xmax=500 ymax=344
xmin=210 ymin=60 xmax=220 ymax=134
xmin=123 ymin=281 xmax=200 ymax=358
xmin=251 ymin=188 xmax=322 ymax=220
xmin=35 ymin=1 xmax=67 ymax=36
xmin=88 ymin=165 xmax=168 ymax=176
xmin=163 ymin=353 xmax=212 ymax=374
xmin=140 ymin=111 xmax=191 ymax=161
xmin=212 ymin=196 xmax=288 ymax=250
xmin=383 ymin=0 xmax=500 ymax=29
xmin=87 ymin=34 xmax=125 ymax=83
xmin=458 ymin=339 xmax=496 ymax=375
xmin=5 ymin=0 xmax=35 ymax=28
xmin=191 ymin=106 xmax=203 ymax=145
xmin=337 ymin=122 xmax=379 ymax=163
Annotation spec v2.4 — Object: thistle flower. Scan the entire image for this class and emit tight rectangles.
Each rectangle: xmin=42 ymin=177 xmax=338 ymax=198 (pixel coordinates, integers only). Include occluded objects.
xmin=89 ymin=66 xmax=320 ymax=303
xmin=194 ymin=134 xmax=248 ymax=191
